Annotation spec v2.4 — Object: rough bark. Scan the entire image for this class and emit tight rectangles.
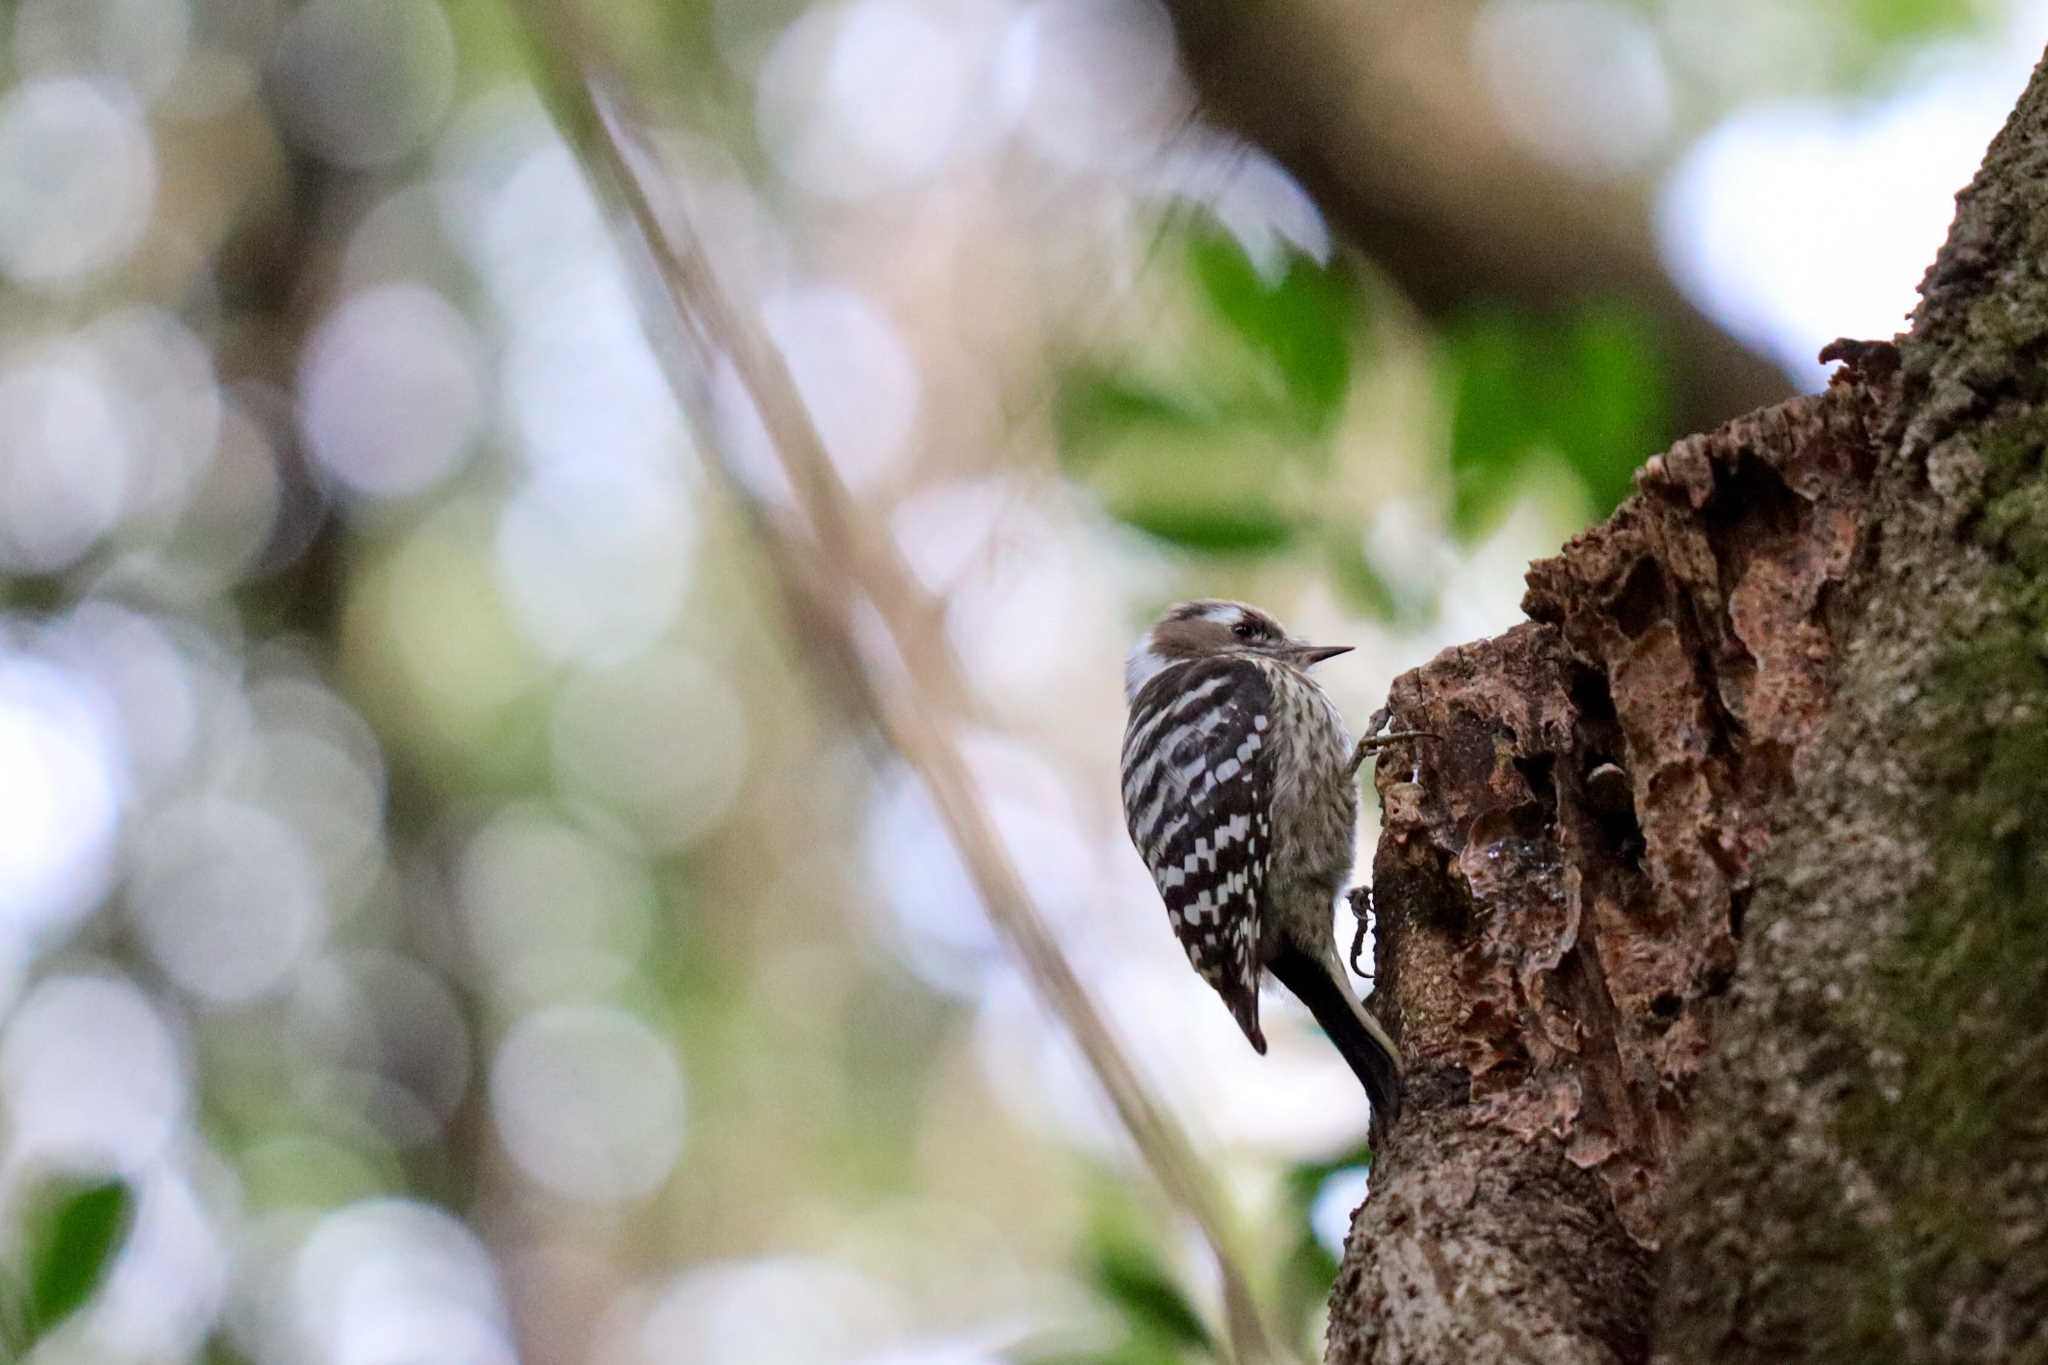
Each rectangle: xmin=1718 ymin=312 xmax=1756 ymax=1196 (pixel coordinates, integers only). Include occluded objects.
xmin=1328 ymin=47 xmax=2048 ymax=1365
xmin=1159 ymin=0 xmax=1795 ymax=440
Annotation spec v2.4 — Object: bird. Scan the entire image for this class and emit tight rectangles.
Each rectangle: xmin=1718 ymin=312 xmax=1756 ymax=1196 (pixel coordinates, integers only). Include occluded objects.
xmin=1120 ymin=599 xmax=1410 ymax=1121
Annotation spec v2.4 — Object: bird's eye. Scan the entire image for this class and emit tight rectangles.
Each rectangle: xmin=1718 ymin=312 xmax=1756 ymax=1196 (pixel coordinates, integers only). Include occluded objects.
xmin=1232 ymin=621 xmax=1258 ymax=640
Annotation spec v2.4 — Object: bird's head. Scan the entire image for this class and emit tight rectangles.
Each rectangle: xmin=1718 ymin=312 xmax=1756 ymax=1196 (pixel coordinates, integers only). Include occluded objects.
xmin=1124 ymin=599 xmax=1352 ymax=702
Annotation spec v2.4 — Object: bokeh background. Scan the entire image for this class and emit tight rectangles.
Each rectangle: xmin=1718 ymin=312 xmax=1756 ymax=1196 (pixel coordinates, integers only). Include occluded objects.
xmin=0 ymin=0 xmax=2037 ymax=1361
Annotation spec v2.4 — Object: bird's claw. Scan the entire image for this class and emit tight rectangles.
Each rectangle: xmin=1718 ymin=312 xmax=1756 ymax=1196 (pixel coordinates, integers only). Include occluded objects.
xmin=1348 ymin=727 xmax=1437 ymax=778
xmin=1348 ymin=886 xmax=1375 ymax=980
xmin=1357 ymin=729 xmax=1437 ymax=754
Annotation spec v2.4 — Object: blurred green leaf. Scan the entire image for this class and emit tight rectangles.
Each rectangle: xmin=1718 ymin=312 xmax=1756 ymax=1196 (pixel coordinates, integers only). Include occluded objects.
xmin=1068 ymin=439 xmax=1302 ymax=549
xmin=1089 ymin=1243 xmax=1213 ymax=1354
xmin=1444 ymin=303 xmax=1667 ymax=539
xmin=1445 ymin=310 xmax=1542 ymax=538
xmin=1114 ymin=502 xmax=1297 ymax=555
xmin=202 ymin=1337 xmax=259 ymax=1365
xmin=0 ymin=1271 xmax=23 ymax=1362
xmin=1551 ymin=307 xmax=1668 ymax=515
xmin=1848 ymin=0 xmax=1978 ymax=42
xmin=24 ymin=1177 xmax=133 ymax=1341
xmin=1282 ymin=1143 xmax=1375 ymax=1208
xmin=1326 ymin=534 xmax=1398 ymax=622
xmin=1082 ymin=1179 xmax=1215 ymax=1356
xmin=1057 ymin=374 xmax=1302 ymax=553
xmin=1029 ymin=1342 xmax=1192 ymax=1365
xmin=1274 ymin=1147 xmax=1375 ymax=1340
xmin=1056 ymin=372 xmax=1217 ymax=464
xmin=1187 ymin=231 xmax=1355 ymax=436
xmin=1056 ymin=220 xmax=1373 ymax=552
xmin=440 ymin=0 xmax=533 ymax=85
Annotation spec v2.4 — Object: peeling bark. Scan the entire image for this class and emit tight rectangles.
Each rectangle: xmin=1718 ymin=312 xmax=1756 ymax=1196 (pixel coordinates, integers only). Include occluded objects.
xmin=1330 ymin=48 xmax=2048 ymax=1365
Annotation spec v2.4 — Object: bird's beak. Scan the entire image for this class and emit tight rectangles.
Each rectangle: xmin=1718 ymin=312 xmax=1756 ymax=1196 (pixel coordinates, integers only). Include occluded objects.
xmin=1292 ymin=643 xmax=1354 ymax=667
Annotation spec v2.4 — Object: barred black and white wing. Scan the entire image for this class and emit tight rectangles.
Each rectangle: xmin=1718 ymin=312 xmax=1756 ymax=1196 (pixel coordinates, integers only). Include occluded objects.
xmin=1121 ymin=657 xmax=1275 ymax=1052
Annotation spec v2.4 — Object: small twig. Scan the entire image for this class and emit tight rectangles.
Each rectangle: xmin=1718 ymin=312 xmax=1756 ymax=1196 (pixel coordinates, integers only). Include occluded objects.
xmin=509 ymin=8 xmax=1293 ymax=1362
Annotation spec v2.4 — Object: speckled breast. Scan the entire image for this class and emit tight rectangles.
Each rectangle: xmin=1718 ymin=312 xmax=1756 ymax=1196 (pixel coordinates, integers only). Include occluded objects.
xmin=1255 ymin=660 xmax=1357 ymax=932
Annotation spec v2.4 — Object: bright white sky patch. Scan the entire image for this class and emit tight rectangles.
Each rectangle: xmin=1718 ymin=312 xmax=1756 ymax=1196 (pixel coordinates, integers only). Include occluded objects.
xmin=79 ymin=1163 xmax=227 ymax=1364
xmin=85 ymin=307 xmax=221 ymax=533
xmin=130 ymin=797 xmax=326 ymax=1007
xmin=1660 ymin=54 xmax=2033 ymax=385
xmin=496 ymin=466 xmax=692 ymax=667
xmin=293 ymin=1198 xmax=514 ymax=1365
xmin=550 ymin=649 xmax=748 ymax=851
xmin=1310 ymin=1165 xmax=1372 ymax=1259
xmin=827 ymin=0 xmax=977 ymax=181
xmin=498 ymin=246 xmax=687 ymax=481
xmin=0 ymin=76 xmax=155 ymax=287
xmin=458 ymin=804 xmax=655 ymax=1005
xmin=490 ymin=1005 xmax=686 ymax=1204
xmin=762 ymin=285 xmax=923 ymax=492
xmin=864 ymin=734 xmax=1096 ymax=997
xmin=0 ymin=657 xmax=123 ymax=945
xmin=607 ymin=1258 xmax=907 ymax=1365
xmin=0 ymin=349 xmax=133 ymax=572
xmin=299 ymin=283 xmax=484 ymax=499
xmin=1 ymin=972 xmax=185 ymax=1170
xmin=760 ymin=0 xmax=1002 ymax=198
xmin=1147 ymin=131 xmax=1332 ymax=279
xmin=997 ymin=0 xmax=1189 ymax=172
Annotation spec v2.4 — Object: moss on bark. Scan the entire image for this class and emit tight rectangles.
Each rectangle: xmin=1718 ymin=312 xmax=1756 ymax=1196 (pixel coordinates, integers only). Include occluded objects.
xmin=1654 ymin=50 xmax=2048 ymax=1364
xmin=1332 ymin=47 xmax=2048 ymax=1365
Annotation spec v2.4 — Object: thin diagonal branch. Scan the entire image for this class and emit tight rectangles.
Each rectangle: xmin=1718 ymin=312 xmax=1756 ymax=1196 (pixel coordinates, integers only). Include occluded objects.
xmin=507 ymin=6 xmax=1295 ymax=1362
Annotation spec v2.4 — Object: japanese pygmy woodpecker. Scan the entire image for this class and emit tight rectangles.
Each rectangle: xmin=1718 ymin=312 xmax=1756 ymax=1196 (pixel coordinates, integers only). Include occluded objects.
xmin=1120 ymin=600 xmax=1404 ymax=1120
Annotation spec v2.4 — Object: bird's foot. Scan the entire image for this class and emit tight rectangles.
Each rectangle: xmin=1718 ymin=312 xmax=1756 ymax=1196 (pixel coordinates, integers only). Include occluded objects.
xmin=1347 ymin=885 xmax=1375 ymax=981
xmin=1348 ymin=727 xmax=1437 ymax=778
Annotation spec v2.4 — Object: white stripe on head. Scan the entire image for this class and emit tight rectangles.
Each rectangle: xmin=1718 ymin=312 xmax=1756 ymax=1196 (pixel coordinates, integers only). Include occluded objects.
xmin=1199 ymin=603 xmax=1245 ymax=626
xmin=1125 ymin=638 xmax=1171 ymax=703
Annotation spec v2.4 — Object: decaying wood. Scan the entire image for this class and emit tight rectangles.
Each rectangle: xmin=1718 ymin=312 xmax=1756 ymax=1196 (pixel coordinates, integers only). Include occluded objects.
xmin=1328 ymin=48 xmax=2048 ymax=1365
xmin=1331 ymin=360 xmax=1892 ymax=1364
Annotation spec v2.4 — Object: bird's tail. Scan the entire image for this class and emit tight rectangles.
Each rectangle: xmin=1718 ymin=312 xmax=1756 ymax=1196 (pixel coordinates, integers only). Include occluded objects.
xmin=1269 ymin=945 xmax=1404 ymax=1122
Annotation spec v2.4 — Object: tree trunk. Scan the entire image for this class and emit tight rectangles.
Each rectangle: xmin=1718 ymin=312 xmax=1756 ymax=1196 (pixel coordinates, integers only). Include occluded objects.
xmin=1330 ymin=47 xmax=2048 ymax=1365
